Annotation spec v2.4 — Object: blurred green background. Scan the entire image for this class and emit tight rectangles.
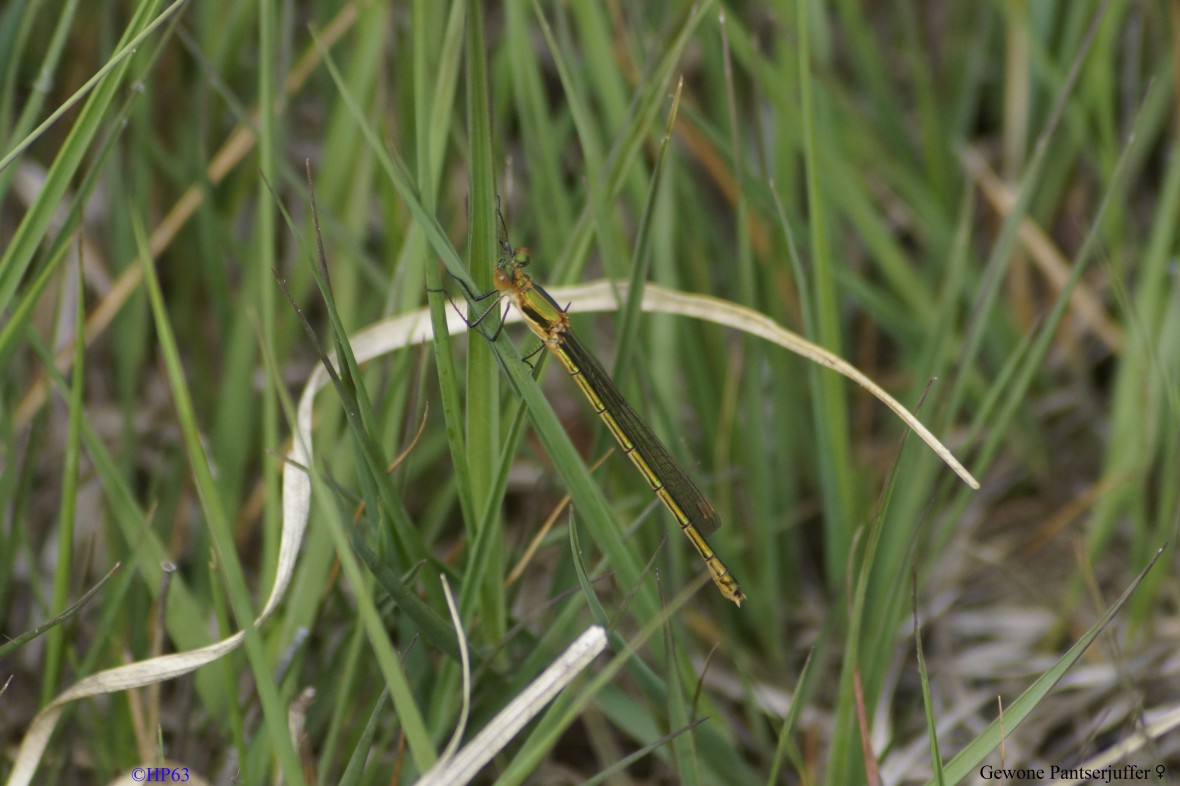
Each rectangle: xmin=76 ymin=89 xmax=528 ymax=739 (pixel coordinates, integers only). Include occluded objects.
xmin=2 ymin=1 xmax=1177 ymax=783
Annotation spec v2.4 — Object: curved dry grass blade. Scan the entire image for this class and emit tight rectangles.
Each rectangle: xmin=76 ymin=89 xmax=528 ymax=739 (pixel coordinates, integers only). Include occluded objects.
xmin=549 ymin=282 xmax=980 ymax=490
xmin=416 ymin=627 xmax=607 ymax=786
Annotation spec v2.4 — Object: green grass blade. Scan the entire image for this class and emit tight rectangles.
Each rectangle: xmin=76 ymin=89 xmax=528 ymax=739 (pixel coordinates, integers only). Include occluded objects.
xmin=927 ymin=547 xmax=1165 ymax=784
xmin=39 ymin=245 xmax=87 ymax=702
xmin=132 ymin=207 xmax=306 ymax=785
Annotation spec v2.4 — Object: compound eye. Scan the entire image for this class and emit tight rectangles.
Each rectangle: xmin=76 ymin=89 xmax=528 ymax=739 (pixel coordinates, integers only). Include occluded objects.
xmin=513 ymin=246 xmax=531 ymax=267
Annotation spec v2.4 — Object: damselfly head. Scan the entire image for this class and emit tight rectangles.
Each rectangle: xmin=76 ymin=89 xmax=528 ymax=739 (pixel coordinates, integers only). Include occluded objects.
xmin=494 ymin=245 xmax=532 ymax=291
